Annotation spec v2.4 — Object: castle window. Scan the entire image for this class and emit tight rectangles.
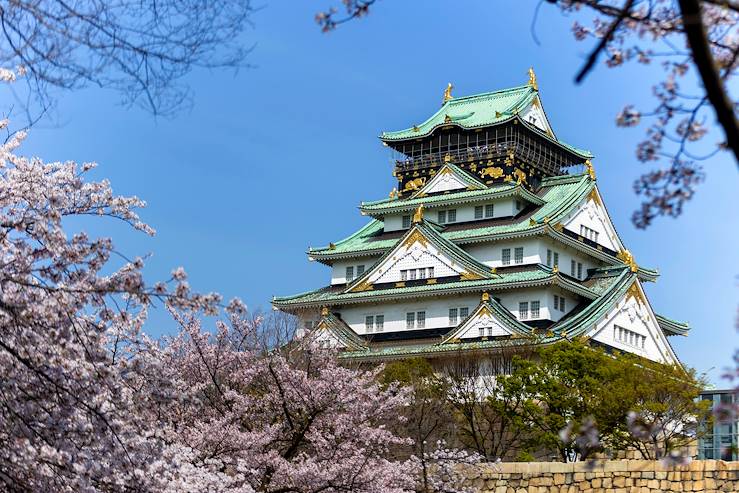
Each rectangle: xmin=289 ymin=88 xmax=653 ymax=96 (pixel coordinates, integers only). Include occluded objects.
xmin=402 ymin=215 xmax=411 ymax=228
xmin=401 ymin=270 xmax=407 ymax=281
xmin=427 ymin=266 xmax=434 ymax=278
xmin=449 ymin=308 xmax=458 ymax=325
xmin=615 ymin=325 xmax=645 ymax=349
xmin=514 ymin=247 xmax=524 ymax=264
xmin=546 ymin=249 xmax=560 ymax=268
xmin=553 ymin=295 xmax=566 ymax=312
xmin=438 ymin=210 xmax=446 ymax=223
xmin=474 ymin=206 xmax=483 ymax=219
xmin=416 ymin=311 xmax=426 ymax=328
xmin=346 ymin=266 xmax=354 ymax=282
xmin=547 ymin=249 xmax=552 ymax=266
xmin=519 ymin=302 xmax=529 ymax=320
xmin=406 ymin=312 xmax=415 ymax=329
xmin=460 ymin=307 xmax=469 ymax=319
xmin=409 ymin=269 xmax=417 ymax=281
xmin=571 ymin=260 xmax=576 ymax=277
xmin=515 ymin=200 xmax=523 ymax=211
xmin=356 ymin=265 xmax=365 ymax=276
xmin=375 ymin=315 xmax=384 ymax=331
xmin=447 ymin=209 xmax=457 ymax=222
xmin=365 ymin=315 xmax=374 ymax=331
xmin=531 ymin=301 xmax=540 ymax=318
xmin=577 ymin=262 xmax=583 ymax=279
xmin=485 ymin=204 xmax=494 ymax=218
xmin=502 ymin=248 xmax=511 ymax=266
xmin=553 ymin=252 xmax=559 ymax=268
xmin=580 ymin=225 xmax=599 ymax=242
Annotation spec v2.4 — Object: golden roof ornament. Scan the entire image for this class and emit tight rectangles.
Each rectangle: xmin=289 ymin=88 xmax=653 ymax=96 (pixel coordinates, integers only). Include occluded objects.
xmin=321 ymin=307 xmax=329 ymax=317
xmin=528 ymin=67 xmax=538 ymax=91
xmin=442 ymin=82 xmax=453 ymax=104
xmin=585 ymin=159 xmax=596 ymax=180
xmin=617 ymin=249 xmax=638 ymax=272
xmin=552 ymin=265 xmax=559 ymax=274
xmin=412 ymin=204 xmax=425 ymax=224
xmin=388 ymin=187 xmax=399 ymax=199
xmin=481 ymin=291 xmax=490 ymax=302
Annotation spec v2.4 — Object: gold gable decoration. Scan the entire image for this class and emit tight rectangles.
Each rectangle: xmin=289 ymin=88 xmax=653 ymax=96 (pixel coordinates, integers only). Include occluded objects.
xmin=585 ymin=159 xmax=596 ymax=180
xmin=617 ymin=249 xmax=638 ymax=272
xmin=402 ymin=228 xmax=429 ymax=249
xmin=626 ymin=282 xmax=647 ymax=306
xmin=412 ymin=204 xmax=425 ymax=224
xmin=442 ymin=82 xmax=454 ymax=104
xmin=528 ymin=67 xmax=538 ymax=91
xmin=460 ymin=271 xmax=483 ymax=281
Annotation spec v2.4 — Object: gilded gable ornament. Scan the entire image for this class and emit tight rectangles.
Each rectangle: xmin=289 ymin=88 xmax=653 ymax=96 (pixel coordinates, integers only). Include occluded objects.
xmin=586 ymin=161 xmax=596 ymax=180
xmin=617 ymin=249 xmax=638 ymax=272
xmin=442 ymin=82 xmax=454 ymax=104
xmin=412 ymin=204 xmax=425 ymax=224
xmin=481 ymin=292 xmax=490 ymax=302
xmin=388 ymin=187 xmax=399 ymax=199
xmin=528 ymin=67 xmax=538 ymax=91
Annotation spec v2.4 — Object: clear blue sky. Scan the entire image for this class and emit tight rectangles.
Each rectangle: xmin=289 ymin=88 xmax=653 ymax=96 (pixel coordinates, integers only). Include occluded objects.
xmin=7 ymin=0 xmax=737 ymax=384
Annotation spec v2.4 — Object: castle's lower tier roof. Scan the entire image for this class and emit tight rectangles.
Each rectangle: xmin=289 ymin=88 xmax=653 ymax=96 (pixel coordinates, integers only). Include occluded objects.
xmin=272 ymin=264 xmax=601 ymax=309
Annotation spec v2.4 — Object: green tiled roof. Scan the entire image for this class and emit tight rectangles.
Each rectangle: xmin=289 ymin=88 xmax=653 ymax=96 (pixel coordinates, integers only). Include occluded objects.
xmin=381 ymin=85 xmax=535 ymax=141
xmin=274 ymin=266 xmax=554 ymax=308
xmin=337 ymin=269 xmax=637 ymax=362
xmin=380 ymin=85 xmax=592 ymax=158
xmin=655 ymin=314 xmax=690 ymax=336
xmin=314 ymin=174 xmax=593 ymax=260
xmin=360 ymin=182 xmax=544 ymax=216
xmin=273 ymin=264 xmax=599 ymax=309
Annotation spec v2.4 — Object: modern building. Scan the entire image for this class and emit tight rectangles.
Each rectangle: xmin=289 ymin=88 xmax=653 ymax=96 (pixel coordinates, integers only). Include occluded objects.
xmin=699 ymin=389 xmax=738 ymax=460
xmin=273 ymin=70 xmax=689 ymax=366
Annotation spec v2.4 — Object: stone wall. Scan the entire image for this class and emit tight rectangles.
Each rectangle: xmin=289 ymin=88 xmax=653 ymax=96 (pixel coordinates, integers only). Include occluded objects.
xmin=455 ymin=459 xmax=739 ymax=492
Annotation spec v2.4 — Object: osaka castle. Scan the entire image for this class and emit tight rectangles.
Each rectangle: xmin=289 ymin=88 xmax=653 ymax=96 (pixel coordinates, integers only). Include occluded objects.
xmin=273 ymin=70 xmax=689 ymax=366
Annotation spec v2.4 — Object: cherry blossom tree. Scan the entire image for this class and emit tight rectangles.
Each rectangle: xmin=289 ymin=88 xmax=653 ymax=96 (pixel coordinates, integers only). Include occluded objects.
xmin=144 ymin=307 xmax=418 ymax=492
xmin=0 ymin=104 xmax=226 ymax=490
xmin=316 ymin=0 xmax=738 ymax=228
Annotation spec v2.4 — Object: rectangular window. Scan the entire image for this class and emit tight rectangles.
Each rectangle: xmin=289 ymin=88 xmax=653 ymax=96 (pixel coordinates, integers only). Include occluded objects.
xmin=580 ymin=225 xmax=600 ymax=243
xmin=406 ymin=312 xmax=415 ymax=329
xmin=571 ymin=260 xmax=576 ymax=277
xmin=514 ymin=247 xmax=524 ymax=264
xmin=402 ymin=215 xmax=411 ymax=229
xmin=459 ymin=307 xmax=469 ymax=319
xmin=502 ymin=248 xmax=511 ymax=266
xmin=375 ymin=315 xmax=384 ymax=331
xmin=418 ymin=268 xmax=427 ymax=279
xmin=438 ymin=210 xmax=447 ymax=224
xmin=474 ymin=206 xmax=483 ymax=219
xmin=531 ymin=301 xmax=540 ymax=318
xmin=519 ymin=302 xmax=529 ymax=320
xmin=547 ymin=249 xmax=552 ymax=267
xmin=365 ymin=315 xmax=374 ymax=331
xmin=447 ymin=209 xmax=457 ymax=222
xmin=416 ymin=311 xmax=426 ymax=328
xmin=409 ymin=269 xmax=417 ymax=281
xmin=346 ymin=266 xmax=354 ymax=282
xmin=553 ymin=252 xmax=559 ymax=268
xmin=615 ymin=325 xmax=644 ymax=349
xmin=560 ymin=297 xmax=566 ymax=312
xmin=356 ymin=265 xmax=365 ymax=276
xmin=449 ymin=308 xmax=458 ymax=325
xmin=515 ymin=200 xmax=522 ymax=210
xmin=485 ymin=204 xmax=494 ymax=218
xmin=553 ymin=294 xmax=559 ymax=311
xmin=427 ymin=266 xmax=434 ymax=278
xmin=577 ymin=263 xmax=583 ymax=279
xmin=401 ymin=270 xmax=408 ymax=281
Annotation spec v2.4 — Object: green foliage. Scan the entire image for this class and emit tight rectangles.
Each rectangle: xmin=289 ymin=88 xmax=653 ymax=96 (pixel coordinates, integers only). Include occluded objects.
xmin=504 ymin=341 xmax=708 ymax=462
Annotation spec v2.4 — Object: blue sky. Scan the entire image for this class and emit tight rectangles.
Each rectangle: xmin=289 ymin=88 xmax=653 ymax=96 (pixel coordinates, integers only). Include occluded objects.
xmin=7 ymin=0 xmax=737 ymax=384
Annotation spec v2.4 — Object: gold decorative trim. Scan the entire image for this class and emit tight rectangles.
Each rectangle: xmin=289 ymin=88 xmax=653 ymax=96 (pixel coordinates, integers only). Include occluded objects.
xmin=553 ymin=222 xmax=564 ymax=232
xmin=351 ymin=280 xmax=374 ymax=292
xmin=403 ymin=177 xmax=426 ymax=192
xmin=426 ymin=278 xmax=437 ymax=285
xmin=481 ymin=291 xmax=490 ymax=302
xmin=444 ymin=114 xmax=452 ymax=123
xmin=587 ymin=188 xmax=601 ymax=206
xmin=402 ymin=229 xmax=429 ymax=249
xmin=479 ymin=166 xmax=503 ymax=179
xmin=395 ymin=282 xmax=406 ymax=288
xmin=460 ymin=271 xmax=483 ymax=281
xmin=552 ymin=265 xmax=559 ymax=274
xmin=626 ymin=282 xmax=646 ymax=306
xmin=513 ymin=168 xmax=527 ymax=185
xmin=320 ymin=306 xmax=329 ymax=316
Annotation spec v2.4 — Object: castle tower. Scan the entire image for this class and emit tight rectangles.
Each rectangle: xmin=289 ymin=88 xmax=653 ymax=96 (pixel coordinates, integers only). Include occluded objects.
xmin=273 ymin=72 xmax=688 ymax=366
